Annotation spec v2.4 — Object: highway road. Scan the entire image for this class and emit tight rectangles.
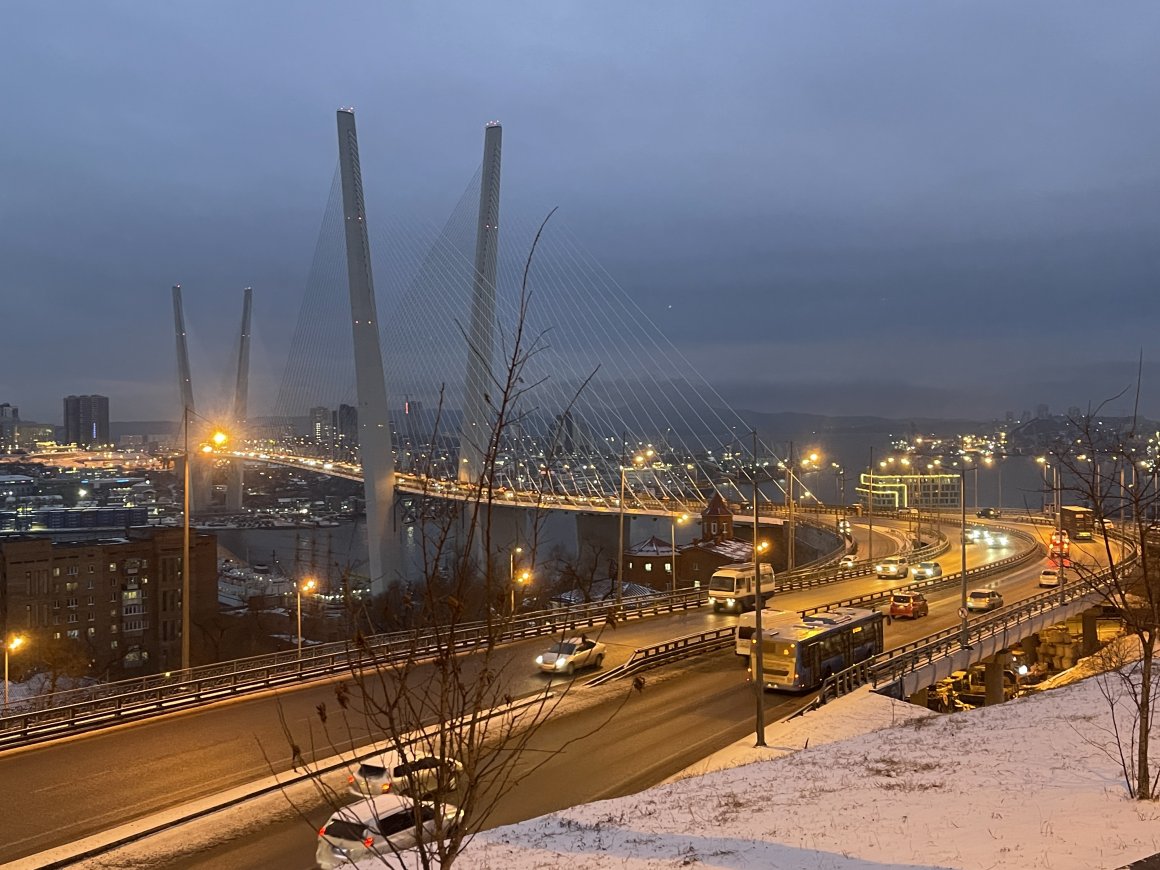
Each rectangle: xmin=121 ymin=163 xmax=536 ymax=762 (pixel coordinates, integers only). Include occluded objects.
xmin=0 ymin=523 xmax=1058 ymax=866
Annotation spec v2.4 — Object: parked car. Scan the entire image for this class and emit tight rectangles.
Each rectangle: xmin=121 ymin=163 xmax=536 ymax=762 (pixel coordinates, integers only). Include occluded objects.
xmin=874 ymin=556 xmax=909 ymax=578
xmin=889 ymin=592 xmax=930 ymax=619
xmin=316 ymin=794 xmax=461 ymax=870
xmin=1038 ymin=567 xmax=1061 ymax=588
xmin=348 ymin=750 xmax=463 ymax=799
xmin=838 ymin=554 xmax=857 ymax=569
xmin=966 ymin=588 xmax=1004 ymax=611
xmin=977 ymin=507 xmax=1001 ymax=519
xmin=535 ymin=636 xmax=606 ymax=675
xmin=912 ymin=561 xmax=942 ymax=579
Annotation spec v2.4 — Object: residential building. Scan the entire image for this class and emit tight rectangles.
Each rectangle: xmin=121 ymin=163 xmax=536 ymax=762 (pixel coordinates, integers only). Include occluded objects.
xmin=63 ymin=395 xmax=110 ymax=447
xmin=0 ymin=527 xmax=216 ymax=677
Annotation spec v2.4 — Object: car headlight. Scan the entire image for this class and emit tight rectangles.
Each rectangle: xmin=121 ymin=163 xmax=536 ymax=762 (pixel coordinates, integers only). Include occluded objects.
xmin=726 ymin=598 xmax=735 ymax=606
xmin=535 ymin=655 xmax=544 ymax=665
xmin=555 ymin=657 xmax=568 ymax=669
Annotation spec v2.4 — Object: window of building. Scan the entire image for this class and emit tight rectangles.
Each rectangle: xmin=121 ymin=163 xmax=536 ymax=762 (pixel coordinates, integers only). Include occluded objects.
xmin=108 ymin=563 xmax=117 ymax=572
xmin=88 ymin=564 xmax=95 ymax=574
xmin=644 ymin=563 xmax=652 ymax=572
xmin=52 ymin=567 xmax=61 ymax=577
xmin=67 ymin=613 xmax=78 ymax=624
xmin=67 ymin=565 xmax=78 ymax=576
xmin=88 ymin=611 xmax=95 ymax=622
xmin=665 ymin=563 xmax=672 ymax=573
xmin=86 ymin=579 xmax=94 ymax=590
xmin=66 ymin=629 xmax=79 ymax=639
xmin=53 ymin=600 xmax=60 ymax=610
xmin=87 ymin=627 xmax=96 ymax=637
xmin=110 ymin=640 xmax=118 ymax=649
xmin=711 ymin=522 xmax=719 ymax=535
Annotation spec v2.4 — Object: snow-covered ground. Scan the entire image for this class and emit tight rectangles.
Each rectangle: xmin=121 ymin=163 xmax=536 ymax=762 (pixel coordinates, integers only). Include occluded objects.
xmin=19 ymin=654 xmax=1160 ymax=870
xmin=416 ymin=669 xmax=1160 ymax=870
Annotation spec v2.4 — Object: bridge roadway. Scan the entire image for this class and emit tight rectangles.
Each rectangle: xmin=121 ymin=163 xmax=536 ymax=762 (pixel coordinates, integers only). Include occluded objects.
xmin=0 ymin=527 xmax=1056 ymax=866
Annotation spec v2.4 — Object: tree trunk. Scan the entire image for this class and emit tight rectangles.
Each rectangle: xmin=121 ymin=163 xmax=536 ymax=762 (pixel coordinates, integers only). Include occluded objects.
xmin=1138 ymin=633 xmax=1155 ymax=800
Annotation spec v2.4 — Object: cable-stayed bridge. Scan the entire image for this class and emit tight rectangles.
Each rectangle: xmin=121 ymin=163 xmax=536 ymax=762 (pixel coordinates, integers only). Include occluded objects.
xmin=176 ymin=110 xmax=796 ymax=592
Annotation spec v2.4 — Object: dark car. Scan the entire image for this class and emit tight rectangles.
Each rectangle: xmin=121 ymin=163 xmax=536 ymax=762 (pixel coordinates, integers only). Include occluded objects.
xmin=889 ymin=592 xmax=929 ymax=619
xmin=977 ymin=508 xmax=1001 ymax=519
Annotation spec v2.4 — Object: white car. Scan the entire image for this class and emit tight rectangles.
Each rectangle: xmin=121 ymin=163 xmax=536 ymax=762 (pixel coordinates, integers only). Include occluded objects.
xmin=1038 ymin=567 xmax=1061 ymax=588
xmin=348 ymin=749 xmax=463 ymax=799
xmin=875 ymin=556 xmax=909 ymax=578
xmin=966 ymin=589 xmax=1004 ymax=611
xmin=316 ymin=794 xmax=461 ymax=869
xmin=535 ymin=636 xmax=606 ymax=675
xmin=838 ymin=554 xmax=857 ymax=569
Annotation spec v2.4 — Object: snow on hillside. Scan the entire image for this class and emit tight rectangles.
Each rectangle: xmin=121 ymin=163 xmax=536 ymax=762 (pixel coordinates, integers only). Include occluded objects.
xmin=396 ymin=674 xmax=1160 ymax=870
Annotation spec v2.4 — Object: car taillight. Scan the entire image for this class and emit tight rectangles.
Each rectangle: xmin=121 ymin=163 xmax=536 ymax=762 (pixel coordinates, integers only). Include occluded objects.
xmin=347 ymin=775 xmax=355 ymax=784
xmin=363 ymin=837 xmax=374 ymax=848
xmin=319 ymin=827 xmax=327 ymax=838
xmin=382 ymin=782 xmax=392 ymax=793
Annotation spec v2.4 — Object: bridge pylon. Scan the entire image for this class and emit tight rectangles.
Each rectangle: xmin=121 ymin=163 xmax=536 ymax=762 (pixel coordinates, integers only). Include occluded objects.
xmin=336 ymin=108 xmax=398 ymax=594
xmin=459 ymin=121 xmax=502 ymax=487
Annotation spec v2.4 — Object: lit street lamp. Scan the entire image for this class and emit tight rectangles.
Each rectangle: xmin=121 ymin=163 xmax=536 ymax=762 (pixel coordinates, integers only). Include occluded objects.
xmin=509 ymin=546 xmax=524 ymax=611
xmin=297 ymin=577 xmax=317 ymax=659
xmin=4 ymin=634 xmax=27 ymax=710
xmin=670 ymin=513 xmax=689 ymax=593
xmin=617 ymin=450 xmax=651 ymax=605
xmin=181 ymin=410 xmax=228 ymax=671
xmin=511 ymin=568 xmax=531 ymax=612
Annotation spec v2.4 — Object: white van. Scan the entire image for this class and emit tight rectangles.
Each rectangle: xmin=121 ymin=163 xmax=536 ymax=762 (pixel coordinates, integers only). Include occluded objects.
xmin=708 ymin=562 xmax=776 ymax=612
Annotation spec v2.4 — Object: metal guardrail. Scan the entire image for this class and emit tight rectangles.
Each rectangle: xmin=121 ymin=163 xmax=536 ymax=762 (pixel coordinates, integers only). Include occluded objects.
xmin=588 ymin=627 xmax=736 ymax=686
xmin=0 ymin=587 xmax=711 ymax=749
xmin=807 ymin=536 xmax=1138 ymax=708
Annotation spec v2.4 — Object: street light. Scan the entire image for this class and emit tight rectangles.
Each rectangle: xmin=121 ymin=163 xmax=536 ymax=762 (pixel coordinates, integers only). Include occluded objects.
xmin=670 ymin=513 xmax=689 ymax=593
xmin=616 ymin=450 xmax=651 ymax=605
xmin=509 ymin=546 xmax=524 ymax=611
xmin=752 ymin=429 xmax=766 ymax=747
xmin=511 ymin=569 xmax=531 ymax=612
xmin=4 ymin=634 xmax=27 ymax=710
xmin=297 ymin=577 xmax=317 ymax=659
xmin=181 ymin=409 xmax=229 ymax=671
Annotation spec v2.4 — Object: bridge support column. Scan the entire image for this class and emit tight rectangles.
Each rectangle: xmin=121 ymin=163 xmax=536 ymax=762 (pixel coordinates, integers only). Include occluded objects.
xmin=1022 ymin=633 xmax=1040 ymax=666
xmin=226 ymin=460 xmax=244 ymax=512
xmin=1082 ymin=609 xmax=1101 ymax=656
xmin=575 ymin=513 xmax=624 ymax=581
xmin=985 ymin=657 xmax=1008 ymax=706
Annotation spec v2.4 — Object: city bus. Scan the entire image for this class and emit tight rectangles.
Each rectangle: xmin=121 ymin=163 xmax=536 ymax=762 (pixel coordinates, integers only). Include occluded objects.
xmin=707 ymin=562 xmax=775 ymax=612
xmin=734 ymin=608 xmax=797 ymax=658
xmin=749 ymin=606 xmax=885 ymax=691
xmin=1060 ymin=505 xmax=1095 ymax=541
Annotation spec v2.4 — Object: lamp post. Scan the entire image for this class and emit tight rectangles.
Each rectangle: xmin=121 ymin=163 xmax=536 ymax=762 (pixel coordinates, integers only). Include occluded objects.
xmin=616 ymin=451 xmax=650 ymax=605
xmin=670 ymin=513 xmax=688 ymax=593
xmin=3 ymin=634 xmax=27 ymax=710
xmin=297 ymin=578 xmax=317 ymax=659
xmin=958 ymin=463 xmax=970 ymax=649
xmin=511 ymin=569 xmax=531 ymax=612
xmin=509 ymin=546 xmax=524 ymax=611
xmin=752 ymin=429 xmax=766 ymax=747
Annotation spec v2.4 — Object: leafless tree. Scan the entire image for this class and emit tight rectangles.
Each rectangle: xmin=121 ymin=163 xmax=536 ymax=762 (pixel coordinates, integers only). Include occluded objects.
xmin=278 ymin=213 xmax=636 ymax=867
xmin=1050 ymin=397 xmax=1160 ymax=799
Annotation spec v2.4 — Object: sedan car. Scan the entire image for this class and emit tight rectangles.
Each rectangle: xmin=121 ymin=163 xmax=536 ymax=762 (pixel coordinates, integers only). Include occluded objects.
xmin=977 ymin=507 xmax=1001 ymax=519
xmin=912 ymin=561 xmax=942 ymax=579
xmin=317 ymin=794 xmax=461 ymax=870
xmin=535 ymin=636 xmax=606 ymax=675
xmin=838 ymin=554 xmax=857 ymax=569
xmin=348 ymin=749 xmax=463 ymax=799
xmin=1038 ymin=567 xmax=1061 ymax=588
xmin=889 ymin=591 xmax=930 ymax=619
xmin=966 ymin=589 xmax=1004 ymax=611
xmin=874 ymin=556 xmax=909 ymax=578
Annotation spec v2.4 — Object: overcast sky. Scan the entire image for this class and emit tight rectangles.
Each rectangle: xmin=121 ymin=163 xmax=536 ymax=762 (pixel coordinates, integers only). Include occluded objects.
xmin=2 ymin=2 xmax=1158 ymax=425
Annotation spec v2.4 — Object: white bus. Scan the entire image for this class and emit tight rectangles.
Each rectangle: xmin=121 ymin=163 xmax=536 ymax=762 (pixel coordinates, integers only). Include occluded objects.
xmin=734 ymin=609 xmax=797 ymax=658
xmin=708 ymin=562 xmax=775 ymax=612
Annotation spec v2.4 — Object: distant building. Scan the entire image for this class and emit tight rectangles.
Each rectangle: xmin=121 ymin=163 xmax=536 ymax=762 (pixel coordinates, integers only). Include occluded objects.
xmin=1036 ymin=404 xmax=1050 ymax=420
xmin=0 ymin=527 xmax=217 ymax=676
xmin=335 ymin=404 xmax=358 ymax=448
xmin=63 ymin=395 xmax=110 ymax=447
xmin=310 ymin=406 xmax=333 ymax=447
xmin=0 ymin=404 xmax=18 ymax=451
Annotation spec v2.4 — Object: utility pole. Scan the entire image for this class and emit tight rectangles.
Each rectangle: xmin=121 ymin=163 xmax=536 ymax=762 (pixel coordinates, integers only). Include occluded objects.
xmin=752 ymin=429 xmax=766 ymax=747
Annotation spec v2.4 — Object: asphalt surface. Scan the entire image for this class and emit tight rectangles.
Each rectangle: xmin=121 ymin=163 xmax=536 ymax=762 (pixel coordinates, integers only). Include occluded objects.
xmin=0 ymin=521 xmax=1071 ymax=867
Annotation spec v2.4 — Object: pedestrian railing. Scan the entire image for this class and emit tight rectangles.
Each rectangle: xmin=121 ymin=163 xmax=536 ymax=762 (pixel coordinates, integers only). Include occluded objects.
xmin=588 ymin=627 xmax=736 ymax=687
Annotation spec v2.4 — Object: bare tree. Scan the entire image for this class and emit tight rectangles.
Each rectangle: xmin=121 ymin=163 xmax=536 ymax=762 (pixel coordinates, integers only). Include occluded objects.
xmin=1050 ymin=398 xmax=1160 ymax=799
xmin=279 ymin=214 xmax=636 ymax=867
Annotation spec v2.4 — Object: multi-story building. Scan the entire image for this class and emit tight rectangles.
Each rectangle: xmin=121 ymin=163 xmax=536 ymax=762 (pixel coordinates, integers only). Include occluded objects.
xmin=0 ymin=404 xmax=18 ymax=451
xmin=0 ymin=527 xmax=216 ymax=677
xmin=334 ymin=404 xmax=358 ymax=449
xmin=63 ymin=395 xmax=110 ymax=447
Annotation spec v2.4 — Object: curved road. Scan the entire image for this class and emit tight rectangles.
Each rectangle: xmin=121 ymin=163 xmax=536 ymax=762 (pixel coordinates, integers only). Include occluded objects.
xmin=0 ymin=524 xmax=1054 ymax=866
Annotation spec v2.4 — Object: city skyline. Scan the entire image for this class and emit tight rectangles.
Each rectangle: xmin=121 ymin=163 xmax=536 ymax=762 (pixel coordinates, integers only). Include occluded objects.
xmin=2 ymin=3 xmax=1159 ymax=422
